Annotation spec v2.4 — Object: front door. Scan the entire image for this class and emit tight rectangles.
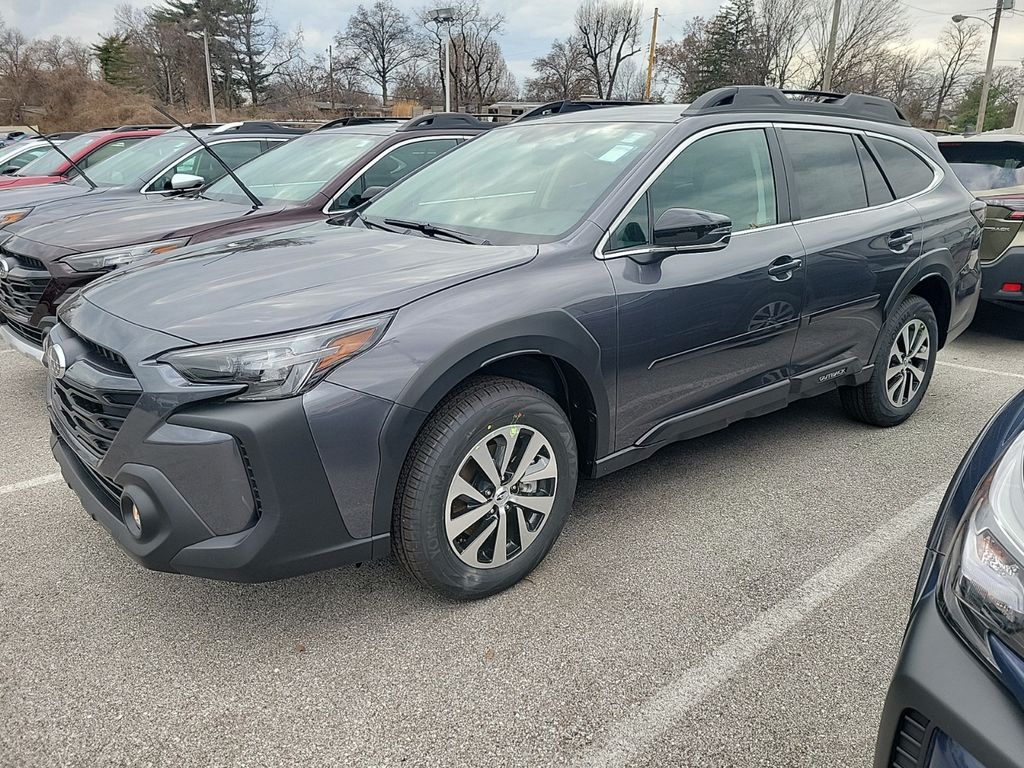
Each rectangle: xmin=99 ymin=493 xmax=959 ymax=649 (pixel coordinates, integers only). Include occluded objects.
xmin=606 ymin=126 xmax=805 ymax=449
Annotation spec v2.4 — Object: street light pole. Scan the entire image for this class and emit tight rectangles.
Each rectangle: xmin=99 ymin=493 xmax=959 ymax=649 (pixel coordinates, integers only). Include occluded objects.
xmin=430 ymin=8 xmax=456 ymax=113
xmin=977 ymin=0 xmax=1005 ymax=133
xmin=202 ymin=29 xmax=217 ymax=123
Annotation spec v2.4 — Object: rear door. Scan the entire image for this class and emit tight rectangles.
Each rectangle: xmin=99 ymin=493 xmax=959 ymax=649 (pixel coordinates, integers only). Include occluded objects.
xmin=782 ymin=126 xmax=926 ymax=379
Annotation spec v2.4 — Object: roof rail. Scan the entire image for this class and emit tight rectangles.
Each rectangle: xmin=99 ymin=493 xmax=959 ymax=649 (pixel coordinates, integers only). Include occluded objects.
xmin=111 ymin=124 xmax=174 ymax=132
xmin=514 ymin=99 xmax=648 ymax=122
xmin=210 ymin=120 xmax=308 ymax=135
xmin=682 ymin=86 xmax=909 ymax=125
xmin=317 ymin=117 xmax=405 ymax=130
xmin=399 ymin=112 xmax=492 ymax=132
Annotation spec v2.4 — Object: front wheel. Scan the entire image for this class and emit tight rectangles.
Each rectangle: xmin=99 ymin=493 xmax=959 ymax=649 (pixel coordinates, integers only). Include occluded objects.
xmin=392 ymin=376 xmax=578 ymax=599
xmin=840 ymin=295 xmax=939 ymax=427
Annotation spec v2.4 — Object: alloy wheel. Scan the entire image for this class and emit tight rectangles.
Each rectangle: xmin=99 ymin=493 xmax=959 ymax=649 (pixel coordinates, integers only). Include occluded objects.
xmin=885 ymin=318 xmax=930 ymax=408
xmin=445 ymin=424 xmax=558 ymax=569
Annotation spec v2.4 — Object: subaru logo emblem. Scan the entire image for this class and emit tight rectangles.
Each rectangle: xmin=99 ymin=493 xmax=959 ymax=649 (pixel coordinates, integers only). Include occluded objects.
xmin=44 ymin=342 xmax=66 ymax=380
xmin=0 ymin=257 xmax=9 ymax=280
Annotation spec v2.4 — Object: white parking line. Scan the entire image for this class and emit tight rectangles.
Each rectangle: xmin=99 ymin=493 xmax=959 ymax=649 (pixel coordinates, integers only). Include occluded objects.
xmin=938 ymin=360 xmax=1024 ymax=380
xmin=575 ymin=486 xmax=945 ymax=768
xmin=0 ymin=473 xmax=62 ymax=495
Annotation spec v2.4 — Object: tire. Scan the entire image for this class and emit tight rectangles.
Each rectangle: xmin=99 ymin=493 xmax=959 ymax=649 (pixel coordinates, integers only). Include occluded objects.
xmin=392 ymin=375 xmax=578 ymax=599
xmin=840 ymin=295 xmax=939 ymax=427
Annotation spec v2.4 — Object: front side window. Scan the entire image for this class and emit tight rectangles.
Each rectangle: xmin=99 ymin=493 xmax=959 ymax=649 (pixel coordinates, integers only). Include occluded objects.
xmin=939 ymin=140 xmax=1024 ymax=193
xmin=1 ymin=145 xmax=48 ymax=171
xmin=330 ymin=138 xmax=459 ymax=212
xmin=205 ymin=131 xmax=386 ymax=205
xmin=868 ymin=137 xmax=935 ymax=198
xmin=783 ymin=129 xmax=867 ymax=219
xmin=606 ymin=128 xmax=777 ymax=252
xmin=147 ymin=140 xmax=266 ymax=191
xmin=364 ymin=121 xmax=669 ymax=244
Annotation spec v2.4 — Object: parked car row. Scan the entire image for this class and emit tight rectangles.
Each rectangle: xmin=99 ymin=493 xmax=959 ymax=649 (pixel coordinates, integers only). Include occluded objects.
xmin=0 ymin=89 xmax=1020 ymax=767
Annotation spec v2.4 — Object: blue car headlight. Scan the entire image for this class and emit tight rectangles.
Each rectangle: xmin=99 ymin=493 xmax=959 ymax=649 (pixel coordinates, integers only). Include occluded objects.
xmin=942 ymin=431 xmax=1024 ymax=665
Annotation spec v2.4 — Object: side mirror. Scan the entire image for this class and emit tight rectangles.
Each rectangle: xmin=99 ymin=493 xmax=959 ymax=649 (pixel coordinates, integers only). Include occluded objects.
xmin=169 ymin=173 xmax=205 ymax=191
xmin=358 ymin=185 xmax=388 ymax=204
xmin=0 ymin=166 xmax=17 ymax=175
xmin=652 ymin=208 xmax=732 ymax=252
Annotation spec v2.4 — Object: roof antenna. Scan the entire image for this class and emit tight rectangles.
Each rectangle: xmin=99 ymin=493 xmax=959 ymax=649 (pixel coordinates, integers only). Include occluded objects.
xmin=150 ymin=103 xmax=263 ymax=209
xmin=18 ymin=125 xmax=97 ymax=189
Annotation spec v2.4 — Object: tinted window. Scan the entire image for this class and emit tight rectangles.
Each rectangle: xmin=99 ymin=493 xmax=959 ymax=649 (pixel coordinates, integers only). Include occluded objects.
xmin=868 ymin=137 xmax=934 ymax=198
xmin=330 ymin=138 xmax=459 ymax=211
xmin=856 ymin=140 xmax=894 ymax=206
xmin=783 ymin=130 xmax=867 ymax=218
xmin=148 ymin=140 xmax=266 ymax=191
xmin=938 ymin=140 xmax=1024 ymax=192
xmin=606 ymin=128 xmax=776 ymax=251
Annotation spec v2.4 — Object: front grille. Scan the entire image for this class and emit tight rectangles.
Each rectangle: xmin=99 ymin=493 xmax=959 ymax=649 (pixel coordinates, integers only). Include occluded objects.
xmin=0 ymin=260 xmax=49 ymax=316
xmin=80 ymin=335 xmax=131 ymax=373
xmin=2 ymin=314 xmax=45 ymax=345
xmin=13 ymin=254 xmax=44 ymax=270
xmin=889 ymin=710 xmax=930 ymax=768
xmin=52 ymin=377 xmax=140 ymax=458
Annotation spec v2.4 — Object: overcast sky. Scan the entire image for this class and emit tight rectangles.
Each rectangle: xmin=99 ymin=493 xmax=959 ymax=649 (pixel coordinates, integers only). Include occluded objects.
xmin=6 ymin=0 xmax=1024 ymax=89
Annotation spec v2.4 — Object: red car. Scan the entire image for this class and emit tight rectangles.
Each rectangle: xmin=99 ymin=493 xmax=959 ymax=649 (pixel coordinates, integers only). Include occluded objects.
xmin=0 ymin=126 xmax=167 ymax=189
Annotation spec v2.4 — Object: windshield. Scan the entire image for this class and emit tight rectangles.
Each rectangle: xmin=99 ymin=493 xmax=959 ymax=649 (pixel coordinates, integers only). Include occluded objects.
xmin=69 ymin=134 xmax=196 ymax=188
xmin=364 ymin=121 xmax=669 ymax=244
xmin=939 ymin=140 xmax=1024 ymax=192
xmin=205 ymin=131 xmax=385 ymax=205
xmin=15 ymin=132 xmax=101 ymax=177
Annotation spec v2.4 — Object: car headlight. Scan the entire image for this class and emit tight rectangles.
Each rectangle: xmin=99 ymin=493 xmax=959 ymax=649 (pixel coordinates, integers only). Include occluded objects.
xmin=62 ymin=238 xmax=190 ymax=272
xmin=158 ymin=313 xmax=393 ymax=401
xmin=0 ymin=208 xmax=31 ymax=228
xmin=942 ymin=431 xmax=1024 ymax=666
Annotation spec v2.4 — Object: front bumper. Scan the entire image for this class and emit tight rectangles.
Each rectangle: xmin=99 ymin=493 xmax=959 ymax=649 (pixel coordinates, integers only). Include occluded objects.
xmin=982 ymin=247 xmax=1024 ymax=304
xmin=0 ymin=319 xmax=43 ymax=362
xmin=47 ymin=313 xmax=393 ymax=582
xmin=874 ymin=596 xmax=1024 ymax=768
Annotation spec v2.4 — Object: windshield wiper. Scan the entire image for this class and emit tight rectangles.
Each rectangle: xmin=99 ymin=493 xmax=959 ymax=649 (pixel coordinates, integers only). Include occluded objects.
xmin=383 ymin=218 xmax=490 ymax=245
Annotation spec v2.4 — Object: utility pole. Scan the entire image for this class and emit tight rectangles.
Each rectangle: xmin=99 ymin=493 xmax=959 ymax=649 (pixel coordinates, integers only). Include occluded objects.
xmin=644 ymin=8 xmax=659 ymax=101
xmin=977 ymin=0 xmax=1005 ymax=133
xmin=327 ymin=45 xmax=335 ymax=111
xmin=202 ymin=29 xmax=216 ymax=123
xmin=822 ymin=0 xmax=842 ymax=92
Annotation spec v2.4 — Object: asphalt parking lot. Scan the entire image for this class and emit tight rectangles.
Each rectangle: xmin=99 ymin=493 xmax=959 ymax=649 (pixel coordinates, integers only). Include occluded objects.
xmin=1 ymin=305 xmax=1022 ymax=768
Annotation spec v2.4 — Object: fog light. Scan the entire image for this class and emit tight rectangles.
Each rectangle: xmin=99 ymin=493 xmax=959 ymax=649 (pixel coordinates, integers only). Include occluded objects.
xmin=121 ymin=496 xmax=143 ymax=538
xmin=1002 ymin=282 xmax=1023 ymax=293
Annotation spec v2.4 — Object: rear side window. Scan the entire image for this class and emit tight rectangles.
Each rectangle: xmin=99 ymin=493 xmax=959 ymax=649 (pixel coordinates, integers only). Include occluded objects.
xmin=856 ymin=140 xmax=894 ymax=206
xmin=867 ymin=137 xmax=934 ymax=198
xmin=782 ymin=129 xmax=867 ymax=219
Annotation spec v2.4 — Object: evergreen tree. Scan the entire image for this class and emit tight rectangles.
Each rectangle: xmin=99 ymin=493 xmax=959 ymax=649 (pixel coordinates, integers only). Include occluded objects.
xmin=92 ymin=33 xmax=134 ymax=86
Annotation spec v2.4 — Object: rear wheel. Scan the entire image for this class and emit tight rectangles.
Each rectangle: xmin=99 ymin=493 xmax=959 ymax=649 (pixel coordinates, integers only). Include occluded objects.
xmin=392 ymin=376 xmax=578 ymax=599
xmin=840 ymin=295 xmax=938 ymax=427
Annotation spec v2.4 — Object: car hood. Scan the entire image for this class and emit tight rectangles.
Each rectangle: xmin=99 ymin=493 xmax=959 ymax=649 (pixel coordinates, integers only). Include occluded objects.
xmin=6 ymin=196 xmax=277 ymax=253
xmin=80 ymin=222 xmax=537 ymax=344
xmin=0 ymin=175 xmax=60 ymax=189
xmin=0 ymin=182 xmax=98 ymax=215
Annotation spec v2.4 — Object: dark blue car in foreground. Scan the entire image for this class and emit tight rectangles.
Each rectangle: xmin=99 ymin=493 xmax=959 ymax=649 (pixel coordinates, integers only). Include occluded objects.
xmin=876 ymin=388 xmax=1024 ymax=767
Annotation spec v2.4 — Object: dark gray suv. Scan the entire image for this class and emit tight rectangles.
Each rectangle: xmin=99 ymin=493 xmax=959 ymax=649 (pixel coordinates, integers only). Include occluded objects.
xmin=46 ymin=87 xmax=984 ymax=598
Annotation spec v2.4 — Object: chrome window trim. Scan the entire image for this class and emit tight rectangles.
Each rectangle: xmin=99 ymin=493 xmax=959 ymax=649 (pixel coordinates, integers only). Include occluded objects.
xmin=596 ymin=121 xmax=944 ymax=261
xmin=320 ymin=134 xmax=466 ymax=214
xmin=139 ymin=137 xmax=285 ymax=195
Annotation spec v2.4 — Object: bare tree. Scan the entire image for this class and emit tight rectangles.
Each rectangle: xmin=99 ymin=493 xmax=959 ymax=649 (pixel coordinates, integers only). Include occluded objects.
xmin=758 ymin=0 xmax=807 ymax=88
xmin=525 ymin=37 xmax=593 ymax=100
xmin=575 ymin=0 xmax=643 ymax=99
xmin=337 ymin=0 xmax=419 ymax=106
xmin=930 ymin=21 xmax=982 ymax=126
xmin=805 ymin=0 xmax=909 ymax=91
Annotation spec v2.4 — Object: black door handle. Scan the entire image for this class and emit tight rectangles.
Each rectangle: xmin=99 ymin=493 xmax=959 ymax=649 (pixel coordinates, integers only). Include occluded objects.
xmin=768 ymin=256 xmax=803 ymax=280
xmin=887 ymin=231 xmax=914 ymax=253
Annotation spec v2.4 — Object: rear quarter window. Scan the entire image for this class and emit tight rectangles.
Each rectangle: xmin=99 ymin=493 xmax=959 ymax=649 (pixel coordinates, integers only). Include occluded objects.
xmin=867 ymin=137 xmax=935 ymax=198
